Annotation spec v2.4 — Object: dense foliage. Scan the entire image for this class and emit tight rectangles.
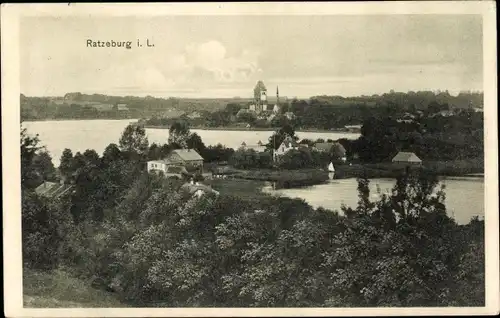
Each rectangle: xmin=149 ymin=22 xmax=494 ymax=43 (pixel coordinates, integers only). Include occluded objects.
xmin=338 ymin=110 xmax=484 ymax=163
xmin=21 ymin=123 xmax=485 ymax=307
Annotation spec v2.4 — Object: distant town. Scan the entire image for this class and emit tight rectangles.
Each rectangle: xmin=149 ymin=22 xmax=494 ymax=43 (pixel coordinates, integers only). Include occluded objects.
xmin=21 ymin=81 xmax=483 ymax=134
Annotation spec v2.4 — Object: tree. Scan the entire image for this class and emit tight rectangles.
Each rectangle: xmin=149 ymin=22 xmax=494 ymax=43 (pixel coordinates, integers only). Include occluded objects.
xmin=267 ymin=124 xmax=298 ymax=151
xmin=21 ymin=127 xmax=44 ymax=189
xmin=186 ymin=133 xmax=206 ymax=154
xmin=119 ymin=124 xmax=149 ymax=155
xmin=147 ymin=143 xmax=162 ymax=161
xmin=59 ymin=148 xmax=74 ymax=182
xmin=330 ymin=143 xmax=347 ymax=163
xmin=225 ymin=103 xmax=243 ymax=116
xmin=237 ymin=112 xmax=257 ymax=126
xmin=102 ymin=143 xmax=122 ymax=164
xmin=168 ymin=121 xmax=191 ymax=148
xmin=324 ymin=169 xmax=465 ymax=306
xmin=22 ymin=189 xmax=73 ymax=270
xmin=32 ymin=151 xmax=57 ymax=182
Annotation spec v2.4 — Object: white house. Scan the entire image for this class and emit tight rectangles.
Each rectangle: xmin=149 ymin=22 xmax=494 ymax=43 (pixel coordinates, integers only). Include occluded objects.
xmin=147 ymin=159 xmax=169 ymax=173
xmin=180 ymin=180 xmax=220 ymax=198
xmin=147 ymin=149 xmax=204 ymax=175
xmin=116 ymin=103 xmax=129 ymax=111
xmin=284 ymin=112 xmax=296 ymax=120
xmin=241 ymin=140 xmax=267 ymax=153
xmin=273 ymin=135 xmax=299 ymax=161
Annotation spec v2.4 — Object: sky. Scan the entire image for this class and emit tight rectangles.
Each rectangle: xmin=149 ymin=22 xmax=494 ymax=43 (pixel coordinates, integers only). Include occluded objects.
xmin=20 ymin=15 xmax=483 ymax=98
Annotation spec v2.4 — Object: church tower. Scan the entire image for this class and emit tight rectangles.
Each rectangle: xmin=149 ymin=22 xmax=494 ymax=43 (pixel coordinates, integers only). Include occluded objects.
xmin=273 ymin=85 xmax=280 ymax=113
xmin=253 ymin=80 xmax=267 ymax=113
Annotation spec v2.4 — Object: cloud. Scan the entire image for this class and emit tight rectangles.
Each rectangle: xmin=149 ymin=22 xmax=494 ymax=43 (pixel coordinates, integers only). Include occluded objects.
xmin=179 ymin=40 xmax=261 ymax=84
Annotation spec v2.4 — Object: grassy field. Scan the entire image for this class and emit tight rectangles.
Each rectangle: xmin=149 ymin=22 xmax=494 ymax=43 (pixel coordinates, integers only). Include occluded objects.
xmin=23 ymin=267 xmax=127 ymax=308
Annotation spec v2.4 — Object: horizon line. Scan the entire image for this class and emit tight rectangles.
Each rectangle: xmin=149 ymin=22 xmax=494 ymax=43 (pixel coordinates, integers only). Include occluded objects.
xmin=20 ymin=89 xmax=485 ymax=100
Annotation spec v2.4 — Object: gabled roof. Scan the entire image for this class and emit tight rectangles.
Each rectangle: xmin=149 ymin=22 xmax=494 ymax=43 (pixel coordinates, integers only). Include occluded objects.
xmin=392 ymin=151 xmax=422 ymax=163
xmin=35 ymin=181 xmax=74 ymax=199
xmin=170 ymin=149 xmax=204 ymax=161
xmin=279 ymin=136 xmax=299 ymax=149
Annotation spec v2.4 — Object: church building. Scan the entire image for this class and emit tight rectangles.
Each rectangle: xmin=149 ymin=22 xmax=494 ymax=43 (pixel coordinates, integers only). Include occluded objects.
xmin=251 ymin=80 xmax=280 ymax=114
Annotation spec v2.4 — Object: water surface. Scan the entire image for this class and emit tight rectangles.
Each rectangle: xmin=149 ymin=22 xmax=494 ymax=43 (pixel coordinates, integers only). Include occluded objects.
xmin=263 ymin=177 xmax=484 ymax=225
xmin=22 ymin=119 xmax=360 ymax=166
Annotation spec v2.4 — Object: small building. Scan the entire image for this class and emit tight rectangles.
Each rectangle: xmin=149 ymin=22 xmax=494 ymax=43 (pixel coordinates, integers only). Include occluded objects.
xmin=147 ymin=161 xmax=190 ymax=178
xmin=313 ymin=142 xmax=347 ymax=162
xmin=313 ymin=142 xmax=346 ymax=157
xmin=240 ymin=140 xmax=266 ymax=153
xmin=273 ymin=135 xmax=299 ymax=161
xmin=392 ymin=151 xmax=422 ymax=165
xmin=313 ymin=142 xmax=335 ymax=153
xmin=180 ymin=180 xmax=220 ymax=198
xmin=187 ymin=111 xmax=202 ymax=119
xmin=148 ymin=149 xmax=204 ymax=175
xmin=164 ymin=149 xmax=204 ymax=169
xmin=117 ymin=103 xmax=129 ymax=111
xmin=93 ymin=103 xmax=115 ymax=111
xmin=35 ymin=181 xmax=75 ymax=199
xmin=345 ymin=125 xmax=362 ymax=133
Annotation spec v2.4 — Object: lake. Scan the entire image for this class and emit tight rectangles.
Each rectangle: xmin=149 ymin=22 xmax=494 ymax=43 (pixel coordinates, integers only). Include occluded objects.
xmin=21 ymin=119 xmax=484 ymax=225
xmin=22 ymin=119 xmax=360 ymax=167
xmin=263 ymin=177 xmax=484 ymax=225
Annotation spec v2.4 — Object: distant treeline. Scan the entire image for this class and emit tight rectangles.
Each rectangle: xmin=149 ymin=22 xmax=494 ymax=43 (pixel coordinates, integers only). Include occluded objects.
xmin=146 ymin=90 xmax=484 ymax=130
xmin=21 ymin=90 xmax=482 ymax=124
xmin=20 ymin=93 xmax=250 ymax=121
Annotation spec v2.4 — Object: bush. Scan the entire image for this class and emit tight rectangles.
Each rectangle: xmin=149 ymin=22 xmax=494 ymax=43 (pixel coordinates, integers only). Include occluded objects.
xmin=22 ymin=191 xmax=74 ymax=270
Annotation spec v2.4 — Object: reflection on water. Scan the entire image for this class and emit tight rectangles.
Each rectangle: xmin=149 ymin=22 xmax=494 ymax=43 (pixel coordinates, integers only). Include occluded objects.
xmin=263 ymin=177 xmax=484 ymax=225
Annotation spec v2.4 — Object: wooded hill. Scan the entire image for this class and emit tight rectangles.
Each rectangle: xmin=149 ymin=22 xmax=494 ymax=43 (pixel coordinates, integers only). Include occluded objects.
xmin=20 ymin=90 xmax=483 ymax=122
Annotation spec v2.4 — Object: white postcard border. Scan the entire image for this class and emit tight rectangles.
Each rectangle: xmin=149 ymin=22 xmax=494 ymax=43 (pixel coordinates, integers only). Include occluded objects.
xmin=2 ymin=2 xmax=498 ymax=317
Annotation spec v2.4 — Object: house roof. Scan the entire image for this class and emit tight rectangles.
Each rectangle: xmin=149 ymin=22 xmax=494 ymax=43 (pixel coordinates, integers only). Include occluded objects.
xmin=279 ymin=136 xmax=299 ymax=149
xmin=180 ymin=182 xmax=219 ymax=196
xmin=170 ymin=149 xmax=204 ymax=161
xmin=392 ymin=151 xmax=422 ymax=163
xmin=313 ymin=142 xmax=346 ymax=155
xmin=35 ymin=181 xmax=74 ymax=199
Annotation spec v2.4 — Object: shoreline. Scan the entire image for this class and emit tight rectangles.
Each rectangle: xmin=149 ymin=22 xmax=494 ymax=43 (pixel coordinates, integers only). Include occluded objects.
xmin=145 ymin=125 xmax=352 ymax=134
xmin=21 ymin=118 xmax=357 ymax=134
xmin=21 ymin=118 xmax=137 ymax=123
